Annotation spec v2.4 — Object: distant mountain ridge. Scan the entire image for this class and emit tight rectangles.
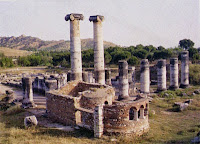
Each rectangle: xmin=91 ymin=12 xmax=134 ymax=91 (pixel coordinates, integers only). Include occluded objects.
xmin=0 ymin=35 xmax=117 ymax=51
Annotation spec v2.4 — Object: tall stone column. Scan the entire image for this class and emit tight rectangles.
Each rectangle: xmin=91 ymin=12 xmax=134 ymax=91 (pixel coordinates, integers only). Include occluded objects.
xmin=118 ymin=60 xmax=129 ymax=100
xmin=65 ymin=13 xmax=84 ymax=81
xmin=140 ymin=59 xmax=150 ymax=93
xmin=22 ymin=77 xmax=35 ymax=108
xmin=157 ymin=59 xmax=167 ymax=91
xmin=169 ymin=58 xmax=179 ymax=90
xmin=180 ymin=51 xmax=189 ymax=88
xmin=89 ymin=15 xmax=105 ymax=84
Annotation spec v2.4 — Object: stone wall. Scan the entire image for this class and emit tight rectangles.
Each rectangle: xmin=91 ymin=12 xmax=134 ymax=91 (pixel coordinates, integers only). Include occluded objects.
xmin=46 ymin=92 xmax=77 ymax=126
xmin=103 ymin=98 xmax=149 ymax=135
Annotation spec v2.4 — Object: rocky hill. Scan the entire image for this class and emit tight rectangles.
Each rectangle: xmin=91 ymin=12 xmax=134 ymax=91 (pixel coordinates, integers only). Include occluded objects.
xmin=0 ymin=35 xmax=117 ymax=51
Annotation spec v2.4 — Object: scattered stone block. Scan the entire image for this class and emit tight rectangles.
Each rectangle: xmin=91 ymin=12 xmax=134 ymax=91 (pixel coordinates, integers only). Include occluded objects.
xmin=24 ymin=115 xmax=38 ymax=128
xmin=191 ymin=136 xmax=200 ymax=143
xmin=182 ymin=93 xmax=187 ymax=97
xmin=151 ymin=110 xmax=156 ymax=115
xmin=174 ymin=102 xmax=189 ymax=111
xmin=184 ymin=99 xmax=193 ymax=104
xmin=194 ymin=90 xmax=200 ymax=94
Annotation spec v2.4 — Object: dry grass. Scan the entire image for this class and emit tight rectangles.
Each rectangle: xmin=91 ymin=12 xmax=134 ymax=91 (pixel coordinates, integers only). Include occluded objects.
xmin=0 ymin=47 xmax=32 ymax=57
xmin=1 ymin=87 xmax=200 ymax=143
xmin=0 ymin=66 xmax=47 ymax=74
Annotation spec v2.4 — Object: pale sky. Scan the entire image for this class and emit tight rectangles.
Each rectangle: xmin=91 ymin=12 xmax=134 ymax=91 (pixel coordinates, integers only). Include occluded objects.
xmin=0 ymin=0 xmax=199 ymax=48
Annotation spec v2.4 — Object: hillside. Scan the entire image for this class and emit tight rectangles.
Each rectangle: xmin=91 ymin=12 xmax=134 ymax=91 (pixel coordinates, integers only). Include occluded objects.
xmin=0 ymin=35 xmax=117 ymax=51
xmin=0 ymin=47 xmax=32 ymax=57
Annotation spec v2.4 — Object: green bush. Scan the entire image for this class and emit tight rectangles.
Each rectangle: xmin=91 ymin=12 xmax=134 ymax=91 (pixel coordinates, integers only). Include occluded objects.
xmin=189 ymin=64 xmax=200 ymax=85
xmin=160 ymin=90 xmax=177 ymax=98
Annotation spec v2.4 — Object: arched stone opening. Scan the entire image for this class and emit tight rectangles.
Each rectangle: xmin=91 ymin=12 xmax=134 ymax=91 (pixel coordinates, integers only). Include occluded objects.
xmin=144 ymin=103 xmax=148 ymax=116
xmin=139 ymin=105 xmax=145 ymax=119
xmin=129 ymin=107 xmax=138 ymax=121
xmin=104 ymin=101 xmax=108 ymax=105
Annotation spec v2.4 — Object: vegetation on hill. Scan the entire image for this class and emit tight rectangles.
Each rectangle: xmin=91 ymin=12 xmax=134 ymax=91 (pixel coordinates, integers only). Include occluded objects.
xmin=0 ymin=47 xmax=31 ymax=57
xmin=0 ymin=35 xmax=116 ymax=51
xmin=1 ymin=39 xmax=200 ymax=68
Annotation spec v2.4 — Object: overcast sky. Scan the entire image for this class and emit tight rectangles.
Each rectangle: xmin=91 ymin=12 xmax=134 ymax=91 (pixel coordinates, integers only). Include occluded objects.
xmin=0 ymin=0 xmax=199 ymax=48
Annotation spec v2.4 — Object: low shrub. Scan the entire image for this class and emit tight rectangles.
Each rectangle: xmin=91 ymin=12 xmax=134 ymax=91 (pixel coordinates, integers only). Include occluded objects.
xmin=189 ymin=64 xmax=200 ymax=85
xmin=4 ymin=105 xmax=24 ymax=115
xmin=160 ymin=90 xmax=177 ymax=98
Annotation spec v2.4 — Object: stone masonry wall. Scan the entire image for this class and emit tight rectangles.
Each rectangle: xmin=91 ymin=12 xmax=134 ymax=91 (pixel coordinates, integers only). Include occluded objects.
xmin=103 ymin=98 xmax=149 ymax=135
xmin=46 ymin=92 xmax=77 ymax=126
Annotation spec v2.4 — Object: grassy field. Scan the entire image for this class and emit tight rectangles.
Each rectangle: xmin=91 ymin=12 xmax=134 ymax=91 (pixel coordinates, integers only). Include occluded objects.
xmin=0 ymin=86 xmax=200 ymax=144
xmin=0 ymin=47 xmax=32 ymax=57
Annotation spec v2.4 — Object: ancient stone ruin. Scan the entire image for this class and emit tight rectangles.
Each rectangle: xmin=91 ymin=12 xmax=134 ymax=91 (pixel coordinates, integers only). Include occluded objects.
xmin=40 ymin=14 xmax=149 ymax=137
xmin=0 ymin=13 xmax=191 ymax=138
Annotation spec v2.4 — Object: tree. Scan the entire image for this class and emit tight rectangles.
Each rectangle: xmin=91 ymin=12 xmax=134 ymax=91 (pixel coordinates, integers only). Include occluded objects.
xmin=179 ymin=39 xmax=194 ymax=50
xmin=188 ymin=47 xmax=198 ymax=58
xmin=128 ymin=56 xmax=139 ymax=66
xmin=104 ymin=51 xmax=112 ymax=64
xmin=144 ymin=45 xmax=156 ymax=52
xmin=153 ymin=49 xmax=172 ymax=60
xmin=111 ymin=51 xmax=131 ymax=63
xmin=192 ymin=53 xmax=200 ymax=63
xmin=61 ymin=58 xmax=68 ymax=67
xmin=133 ymin=49 xmax=148 ymax=59
xmin=157 ymin=46 xmax=165 ymax=51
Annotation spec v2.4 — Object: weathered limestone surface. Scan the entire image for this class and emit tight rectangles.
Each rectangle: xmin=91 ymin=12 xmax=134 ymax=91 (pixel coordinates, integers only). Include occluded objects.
xmin=46 ymin=92 xmax=77 ymax=126
xmin=82 ymin=71 xmax=88 ymax=82
xmin=180 ymin=51 xmax=189 ymax=88
xmin=94 ymin=105 xmax=104 ymax=138
xmin=118 ymin=60 xmax=129 ymax=100
xmin=46 ymin=81 xmax=115 ymax=130
xmin=140 ymin=59 xmax=150 ymax=93
xmin=89 ymin=15 xmax=105 ymax=84
xmin=169 ymin=58 xmax=179 ymax=90
xmin=105 ymin=68 xmax=111 ymax=85
xmin=24 ymin=115 xmax=38 ymax=128
xmin=65 ymin=13 xmax=83 ymax=81
xmin=157 ymin=59 xmax=167 ymax=91
xmin=22 ymin=77 xmax=35 ymax=108
xmin=103 ymin=98 xmax=149 ymax=135
xmin=4 ymin=90 xmax=14 ymax=103
xmin=88 ymin=72 xmax=95 ymax=83
xmin=33 ymin=76 xmax=45 ymax=94
xmin=45 ymin=79 xmax=57 ymax=92
xmin=128 ymin=66 xmax=136 ymax=94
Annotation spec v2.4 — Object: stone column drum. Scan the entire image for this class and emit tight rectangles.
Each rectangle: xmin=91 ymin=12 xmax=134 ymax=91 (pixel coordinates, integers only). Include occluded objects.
xmin=128 ymin=66 xmax=136 ymax=93
xmin=169 ymin=58 xmax=179 ymax=90
xmin=157 ymin=59 xmax=167 ymax=91
xmin=105 ymin=68 xmax=111 ymax=85
xmin=89 ymin=15 xmax=105 ymax=84
xmin=180 ymin=51 xmax=189 ymax=88
xmin=82 ymin=71 xmax=88 ymax=83
xmin=65 ymin=13 xmax=84 ymax=81
xmin=118 ymin=60 xmax=129 ymax=100
xmin=22 ymin=77 xmax=35 ymax=107
xmin=94 ymin=105 xmax=104 ymax=138
xmin=140 ymin=59 xmax=150 ymax=93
